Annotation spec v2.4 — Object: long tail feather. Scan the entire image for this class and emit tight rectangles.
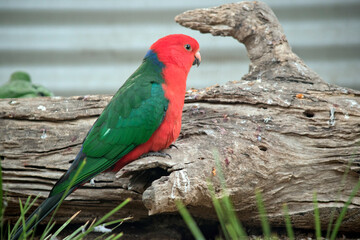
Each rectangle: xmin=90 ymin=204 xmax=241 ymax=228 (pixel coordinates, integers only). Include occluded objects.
xmin=12 ymin=148 xmax=109 ymax=239
xmin=12 ymin=150 xmax=92 ymax=240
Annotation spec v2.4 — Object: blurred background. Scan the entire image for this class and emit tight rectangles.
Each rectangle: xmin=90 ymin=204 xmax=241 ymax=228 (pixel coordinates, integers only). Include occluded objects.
xmin=0 ymin=0 xmax=359 ymax=96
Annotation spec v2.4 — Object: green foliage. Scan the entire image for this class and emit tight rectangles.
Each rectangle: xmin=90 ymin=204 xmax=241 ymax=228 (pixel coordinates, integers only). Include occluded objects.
xmin=208 ymin=184 xmax=247 ymax=240
xmin=1 ymin=150 xmax=359 ymax=239
xmin=326 ymin=157 xmax=360 ymax=240
xmin=282 ymin=204 xmax=294 ymax=240
xmin=71 ymin=198 xmax=131 ymax=240
xmin=176 ymin=201 xmax=205 ymax=240
xmin=255 ymin=190 xmax=271 ymax=239
xmin=313 ymin=192 xmax=321 ymax=240
xmin=211 ymin=150 xmax=247 ymax=240
xmin=0 ymin=160 xmax=131 ymax=239
xmin=5 ymin=197 xmax=130 ymax=240
xmin=177 ymin=149 xmax=360 ymax=239
xmin=177 ymin=150 xmax=247 ymax=240
xmin=330 ymin=179 xmax=360 ymax=240
xmin=0 ymin=71 xmax=54 ymax=98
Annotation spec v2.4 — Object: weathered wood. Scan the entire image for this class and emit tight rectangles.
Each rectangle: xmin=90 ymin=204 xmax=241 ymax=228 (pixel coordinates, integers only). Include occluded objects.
xmin=1 ymin=1 xmax=360 ymax=234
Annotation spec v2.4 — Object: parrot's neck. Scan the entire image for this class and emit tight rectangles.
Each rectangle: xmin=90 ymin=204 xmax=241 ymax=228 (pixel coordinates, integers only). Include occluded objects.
xmin=161 ymin=65 xmax=187 ymax=103
xmin=145 ymin=48 xmax=188 ymax=106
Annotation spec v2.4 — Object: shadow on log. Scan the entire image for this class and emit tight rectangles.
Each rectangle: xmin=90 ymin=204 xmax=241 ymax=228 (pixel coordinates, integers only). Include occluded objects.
xmin=1 ymin=1 xmax=360 ymax=236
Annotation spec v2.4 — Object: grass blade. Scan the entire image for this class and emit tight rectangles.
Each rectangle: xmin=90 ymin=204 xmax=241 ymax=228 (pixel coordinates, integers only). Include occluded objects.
xmin=63 ymin=221 xmax=89 ymax=240
xmin=221 ymin=193 xmax=246 ymax=239
xmin=98 ymin=232 xmax=123 ymax=240
xmin=255 ymin=189 xmax=271 ymax=239
xmin=111 ymin=232 xmax=124 ymax=240
xmin=72 ymin=198 xmax=131 ymax=240
xmin=176 ymin=201 xmax=205 ymax=240
xmin=10 ymin=194 xmax=40 ymax=235
xmin=210 ymin=149 xmax=247 ymax=240
xmin=0 ymin=160 xmax=3 ymax=228
xmin=103 ymin=217 xmax=132 ymax=228
xmin=0 ymin=160 xmax=6 ymax=240
xmin=7 ymin=222 xmax=11 ymax=240
xmin=18 ymin=198 xmax=27 ymax=239
xmin=282 ymin=204 xmax=294 ymax=240
xmin=313 ymin=192 xmax=321 ymax=240
xmin=13 ymin=195 xmax=41 ymax=239
xmin=51 ymin=210 xmax=81 ymax=239
xmin=212 ymin=150 xmax=226 ymax=190
xmin=103 ymin=234 xmax=116 ymax=240
xmin=41 ymin=221 xmax=56 ymax=239
xmin=326 ymin=158 xmax=354 ymax=239
xmin=330 ymin=178 xmax=360 ymax=240
xmin=208 ymin=183 xmax=231 ymax=240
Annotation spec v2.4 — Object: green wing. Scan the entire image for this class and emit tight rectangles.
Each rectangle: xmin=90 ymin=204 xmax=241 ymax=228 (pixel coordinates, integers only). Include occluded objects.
xmin=50 ymin=56 xmax=168 ymax=196
xmin=83 ymin=81 xmax=167 ymax=159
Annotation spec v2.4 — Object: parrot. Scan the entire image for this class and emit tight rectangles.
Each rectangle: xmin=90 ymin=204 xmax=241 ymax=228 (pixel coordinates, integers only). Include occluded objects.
xmin=0 ymin=71 xmax=54 ymax=98
xmin=12 ymin=34 xmax=201 ymax=240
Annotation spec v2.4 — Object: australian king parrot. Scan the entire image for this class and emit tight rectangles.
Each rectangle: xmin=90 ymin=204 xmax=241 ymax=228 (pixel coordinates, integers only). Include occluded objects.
xmin=12 ymin=34 xmax=201 ymax=239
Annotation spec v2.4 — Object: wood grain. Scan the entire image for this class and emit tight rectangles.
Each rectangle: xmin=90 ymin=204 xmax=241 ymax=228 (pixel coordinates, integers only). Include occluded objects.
xmin=2 ymin=1 xmax=360 ymax=234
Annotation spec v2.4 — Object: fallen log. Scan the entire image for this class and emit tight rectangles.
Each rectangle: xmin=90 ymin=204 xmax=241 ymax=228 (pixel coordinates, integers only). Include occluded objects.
xmin=1 ymin=1 xmax=360 ymax=235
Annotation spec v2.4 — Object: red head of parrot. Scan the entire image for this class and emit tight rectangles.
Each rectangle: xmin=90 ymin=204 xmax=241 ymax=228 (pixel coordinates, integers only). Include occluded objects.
xmin=150 ymin=34 xmax=201 ymax=75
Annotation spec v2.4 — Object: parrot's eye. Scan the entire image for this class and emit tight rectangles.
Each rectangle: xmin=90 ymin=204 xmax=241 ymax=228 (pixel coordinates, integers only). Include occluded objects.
xmin=184 ymin=44 xmax=192 ymax=51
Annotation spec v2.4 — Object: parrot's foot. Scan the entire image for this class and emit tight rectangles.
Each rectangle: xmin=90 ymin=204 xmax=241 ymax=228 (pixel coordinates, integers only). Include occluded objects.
xmin=140 ymin=151 xmax=172 ymax=159
xmin=169 ymin=144 xmax=178 ymax=149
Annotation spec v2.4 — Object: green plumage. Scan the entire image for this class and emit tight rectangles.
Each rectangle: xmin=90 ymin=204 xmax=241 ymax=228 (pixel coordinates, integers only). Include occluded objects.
xmin=50 ymin=50 xmax=168 ymax=196
xmin=13 ymin=50 xmax=169 ymax=240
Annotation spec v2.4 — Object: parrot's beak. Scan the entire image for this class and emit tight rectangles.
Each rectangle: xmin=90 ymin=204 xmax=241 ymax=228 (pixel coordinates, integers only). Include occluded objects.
xmin=193 ymin=51 xmax=201 ymax=67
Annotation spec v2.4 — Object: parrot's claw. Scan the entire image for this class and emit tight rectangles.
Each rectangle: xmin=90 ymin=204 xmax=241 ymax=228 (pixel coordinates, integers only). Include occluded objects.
xmin=169 ymin=144 xmax=178 ymax=149
xmin=140 ymin=151 xmax=172 ymax=159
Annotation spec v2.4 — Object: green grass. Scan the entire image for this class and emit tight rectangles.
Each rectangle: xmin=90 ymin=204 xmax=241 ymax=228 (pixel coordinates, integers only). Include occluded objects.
xmin=2 ymin=149 xmax=359 ymax=239
xmin=176 ymin=201 xmax=205 ymax=240
xmin=325 ymin=157 xmax=360 ymax=240
xmin=282 ymin=204 xmax=294 ymax=240
xmin=330 ymin=178 xmax=360 ymax=240
xmin=0 ymin=160 xmax=131 ymax=240
xmin=208 ymin=183 xmax=247 ymax=240
xmin=313 ymin=192 xmax=321 ymax=240
xmin=255 ymin=189 xmax=271 ymax=239
xmin=176 ymin=149 xmax=360 ymax=240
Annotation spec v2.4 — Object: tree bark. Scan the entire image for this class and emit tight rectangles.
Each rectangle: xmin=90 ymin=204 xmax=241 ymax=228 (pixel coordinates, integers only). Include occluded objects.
xmin=2 ymin=1 xmax=360 ymax=234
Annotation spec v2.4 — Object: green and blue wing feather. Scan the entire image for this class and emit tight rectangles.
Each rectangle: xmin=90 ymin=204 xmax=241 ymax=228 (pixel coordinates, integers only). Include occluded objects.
xmin=51 ymin=51 xmax=168 ymax=195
